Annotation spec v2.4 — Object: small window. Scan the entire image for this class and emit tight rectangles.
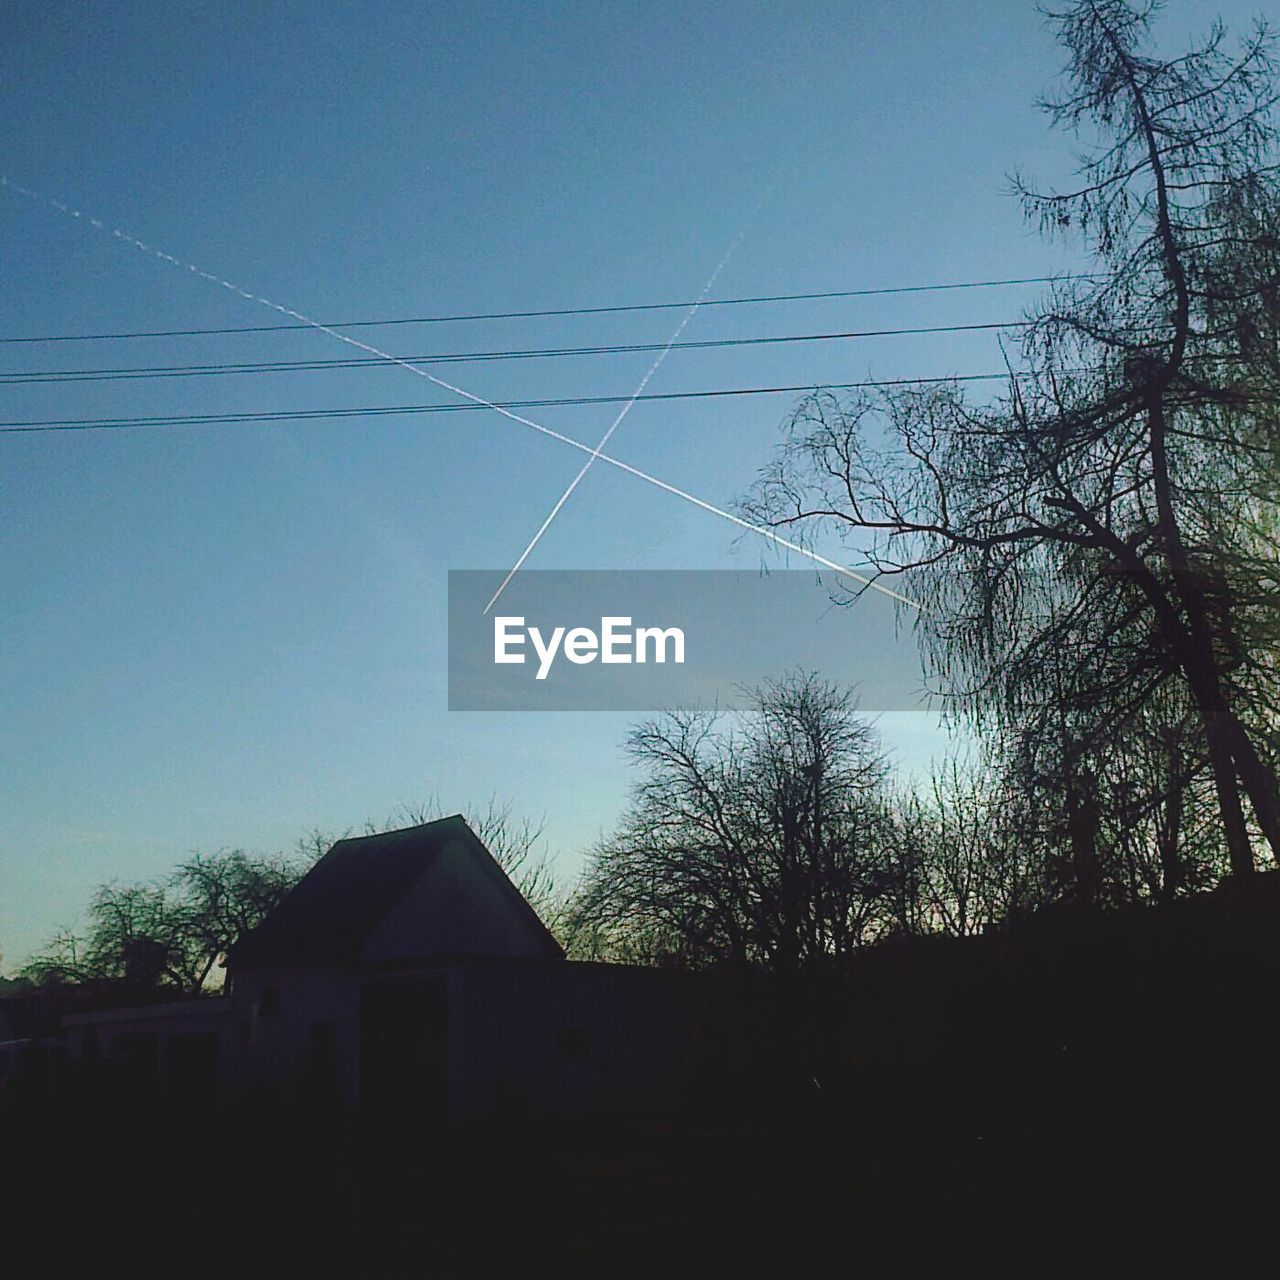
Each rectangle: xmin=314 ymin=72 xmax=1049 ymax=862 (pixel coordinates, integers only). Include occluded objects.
xmin=259 ymin=986 xmax=281 ymax=1016
xmin=557 ymin=1026 xmax=590 ymax=1064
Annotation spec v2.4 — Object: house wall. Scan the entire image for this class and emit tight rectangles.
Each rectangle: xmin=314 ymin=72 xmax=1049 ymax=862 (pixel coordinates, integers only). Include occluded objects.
xmin=229 ymin=964 xmax=361 ymax=1112
xmin=363 ymin=836 xmax=556 ymax=962
xmin=226 ymin=959 xmax=699 ymax=1125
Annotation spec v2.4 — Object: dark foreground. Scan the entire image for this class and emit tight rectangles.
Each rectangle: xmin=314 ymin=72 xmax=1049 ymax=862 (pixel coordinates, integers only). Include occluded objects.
xmin=7 ymin=879 xmax=1280 ymax=1269
xmin=6 ymin=1098 xmax=1276 ymax=1271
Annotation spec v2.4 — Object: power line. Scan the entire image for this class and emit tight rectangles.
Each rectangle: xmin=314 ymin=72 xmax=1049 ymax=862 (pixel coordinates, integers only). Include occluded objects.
xmin=485 ymin=194 xmax=768 ymax=615
xmin=0 ymin=372 xmax=1018 ymax=433
xmin=0 ymin=275 xmax=1094 ymax=345
xmin=0 ymin=321 xmax=1027 ymax=385
xmin=0 ymin=175 xmax=995 ymax=609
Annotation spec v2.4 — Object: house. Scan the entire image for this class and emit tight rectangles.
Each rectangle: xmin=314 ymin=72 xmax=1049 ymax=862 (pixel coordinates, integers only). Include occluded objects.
xmin=63 ymin=997 xmax=230 ymax=1099
xmin=62 ymin=816 xmax=698 ymax=1123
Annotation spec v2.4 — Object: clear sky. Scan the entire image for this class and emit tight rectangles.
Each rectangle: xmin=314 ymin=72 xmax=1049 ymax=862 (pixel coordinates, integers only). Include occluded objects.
xmin=1 ymin=1 xmax=1263 ymax=970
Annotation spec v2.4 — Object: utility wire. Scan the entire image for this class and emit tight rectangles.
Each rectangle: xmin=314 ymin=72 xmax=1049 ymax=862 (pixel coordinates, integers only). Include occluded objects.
xmin=0 ymin=276 xmax=1097 ymax=345
xmin=0 ymin=174 xmax=944 ymax=610
xmin=0 ymin=372 xmax=1021 ymax=434
xmin=0 ymin=321 xmax=1027 ymax=385
xmin=485 ymin=188 xmax=771 ymax=614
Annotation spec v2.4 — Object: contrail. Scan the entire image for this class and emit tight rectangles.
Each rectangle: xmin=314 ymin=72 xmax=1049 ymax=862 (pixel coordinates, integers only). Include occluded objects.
xmin=0 ymin=176 xmax=922 ymax=610
xmin=483 ymin=193 xmax=767 ymax=614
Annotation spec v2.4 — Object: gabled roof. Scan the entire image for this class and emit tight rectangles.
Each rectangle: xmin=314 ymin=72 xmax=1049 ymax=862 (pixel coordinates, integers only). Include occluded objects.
xmin=230 ymin=815 xmax=563 ymax=969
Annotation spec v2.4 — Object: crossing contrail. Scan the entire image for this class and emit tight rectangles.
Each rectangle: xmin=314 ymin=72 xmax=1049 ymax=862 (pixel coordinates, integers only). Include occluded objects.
xmin=0 ymin=176 xmax=922 ymax=610
xmin=483 ymin=192 xmax=769 ymax=613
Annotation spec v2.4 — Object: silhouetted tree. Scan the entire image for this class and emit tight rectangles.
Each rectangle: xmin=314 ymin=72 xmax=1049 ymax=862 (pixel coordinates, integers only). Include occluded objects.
xmin=22 ymin=849 xmax=304 ymax=997
xmin=746 ymin=1 xmax=1280 ymax=879
xmin=170 ymin=850 xmax=309 ymax=988
xmin=570 ymin=673 xmax=895 ymax=973
xmin=894 ymin=752 xmax=1043 ymax=934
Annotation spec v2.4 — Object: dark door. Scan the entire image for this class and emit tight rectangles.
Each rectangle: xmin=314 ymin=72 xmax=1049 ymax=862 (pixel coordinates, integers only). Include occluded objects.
xmin=359 ymin=975 xmax=448 ymax=1125
xmin=166 ymin=1031 xmax=220 ymax=1099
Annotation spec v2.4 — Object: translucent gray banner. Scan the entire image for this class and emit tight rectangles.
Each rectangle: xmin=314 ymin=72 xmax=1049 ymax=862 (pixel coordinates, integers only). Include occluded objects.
xmin=447 ymin=570 xmax=933 ymax=711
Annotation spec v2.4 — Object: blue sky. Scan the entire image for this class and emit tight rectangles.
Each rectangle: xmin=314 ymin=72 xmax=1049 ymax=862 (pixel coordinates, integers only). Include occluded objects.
xmin=1 ymin=1 xmax=1261 ymax=969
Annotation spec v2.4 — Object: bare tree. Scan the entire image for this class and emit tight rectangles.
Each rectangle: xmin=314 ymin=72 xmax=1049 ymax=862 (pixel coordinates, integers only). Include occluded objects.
xmin=893 ymin=753 xmax=1043 ymax=936
xmin=171 ymin=850 xmax=307 ymax=989
xmin=746 ymin=1 xmax=1280 ymax=878
xmin=571 ymin=673 xmax=895 ymax=973
xmin=22 ymin=849 xmax=302 ymax=997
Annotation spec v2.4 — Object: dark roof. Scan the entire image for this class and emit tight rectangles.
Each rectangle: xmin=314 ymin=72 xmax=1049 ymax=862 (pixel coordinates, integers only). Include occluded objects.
xmin=231 ymin=815 xmax=561 ymax=968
